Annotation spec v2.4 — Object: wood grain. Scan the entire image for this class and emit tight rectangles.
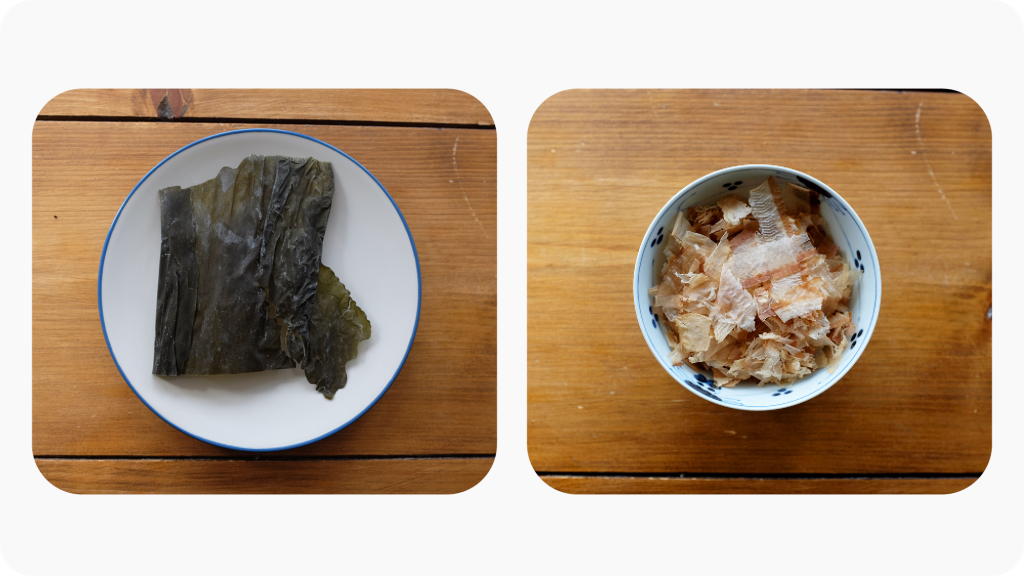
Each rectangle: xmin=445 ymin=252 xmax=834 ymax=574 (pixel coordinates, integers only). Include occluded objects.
xmin=39 ymin=89 xmax=494 ymax=126
xmin=37 ymin=458 xmax=494 ymax=494
xmin=527 ymin=90 xmax=991 ymax=486
xmin=33 ymin=121 xmax=496 ymax=459
xmin=540 ymin=475 xmax=978 ymax=495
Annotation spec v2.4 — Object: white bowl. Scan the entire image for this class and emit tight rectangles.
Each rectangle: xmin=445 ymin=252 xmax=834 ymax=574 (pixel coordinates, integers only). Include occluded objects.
xmin=633 ymin=165 xmax=880 ymax=411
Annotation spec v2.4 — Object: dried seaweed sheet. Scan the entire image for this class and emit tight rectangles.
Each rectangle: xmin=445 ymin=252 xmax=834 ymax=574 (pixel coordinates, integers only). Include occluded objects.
xmin=153 ymin=155 xmax=334 ymax=377
xmin=253 ymin=158 xmax=335 ymax=367
xmin=152 ymin=187 xmax=199 ymax=376
xmin=303 ymin=265 xmax=372 ymax=399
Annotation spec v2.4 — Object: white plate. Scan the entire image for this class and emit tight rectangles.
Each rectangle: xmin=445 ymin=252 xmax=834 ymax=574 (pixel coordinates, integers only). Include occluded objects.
xmin=99 ymin=129 xmax=421 ymax=450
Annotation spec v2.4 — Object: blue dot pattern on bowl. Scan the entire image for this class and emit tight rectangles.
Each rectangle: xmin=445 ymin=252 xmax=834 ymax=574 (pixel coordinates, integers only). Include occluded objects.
xmin=681 ymin=371 xmax=746 ymax=406
xmin=823 ymin=195 xmax=850 ymax=217
xmin=793 ymin=174 xmax=833 ymax=199
xmin=785 ymin=173 xmax=853 ymax=217
xmin=685 ymin=379 xmax=726 ymax=403
xmin=772 ymin=387 xmax=794 ymax=397
xmin=850 ymin=326 xmax=864 ymax=349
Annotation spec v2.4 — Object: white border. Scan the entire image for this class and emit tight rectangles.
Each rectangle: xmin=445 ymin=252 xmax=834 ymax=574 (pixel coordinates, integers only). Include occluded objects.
xmin=2 ymin=1 xmax=1020 ymax=575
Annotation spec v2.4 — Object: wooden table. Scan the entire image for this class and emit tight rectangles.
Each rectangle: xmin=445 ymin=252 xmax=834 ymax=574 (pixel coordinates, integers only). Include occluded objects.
xmin=33 ymin=89 xmax=496 ymax=494
xmin=527 ymin=89 xmax=991 ymax=494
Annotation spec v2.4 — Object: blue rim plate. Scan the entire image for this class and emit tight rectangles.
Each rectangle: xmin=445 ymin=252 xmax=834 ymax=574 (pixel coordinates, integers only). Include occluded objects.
xmin=633 ymin=164 xmax=880 ymax=410
xmin=98 ymin=129 xmax=421 ymax=450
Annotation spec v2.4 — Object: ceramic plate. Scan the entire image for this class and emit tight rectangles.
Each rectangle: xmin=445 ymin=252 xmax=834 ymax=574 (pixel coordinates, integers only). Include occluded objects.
xmin=99 ymin=129 xmax=420 ymax=450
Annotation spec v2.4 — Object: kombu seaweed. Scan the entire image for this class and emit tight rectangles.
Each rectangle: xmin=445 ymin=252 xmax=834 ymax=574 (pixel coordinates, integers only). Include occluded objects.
xmin=252 ymin=157 xmax=335 ymax=367
xmin=153 ymin=154 xmax=370 ymax=398
xmin=303 ymin=265 xmax=372 ymax=399
xmin=153 ymin=187 xmax=199 ymax=376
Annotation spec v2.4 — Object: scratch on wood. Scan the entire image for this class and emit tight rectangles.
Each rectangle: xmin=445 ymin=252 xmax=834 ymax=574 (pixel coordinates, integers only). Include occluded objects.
xmin=914 ymin=102 xmax=958 ymax=220
xmin=452 ymin=137 xmax=489 ymax=238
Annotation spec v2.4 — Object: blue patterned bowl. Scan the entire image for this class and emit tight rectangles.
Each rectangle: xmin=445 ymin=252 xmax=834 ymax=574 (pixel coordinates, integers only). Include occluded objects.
xmin=633 ymin=165 xmax=880 ymax=410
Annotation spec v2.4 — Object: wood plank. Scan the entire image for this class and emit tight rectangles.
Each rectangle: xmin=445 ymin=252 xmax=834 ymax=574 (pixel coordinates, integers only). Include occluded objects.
xmin=528 ymin=90 xmax=991 ymax=475
xmin=541 ymin=475 xmax=978 ymax=495
xmin=33 ymin=121 xmax=496 ymax=457
xmin=37 ymin=458 xmax=493 ymax=494
xmin=38 ymin=89 xmax=494 ymax=126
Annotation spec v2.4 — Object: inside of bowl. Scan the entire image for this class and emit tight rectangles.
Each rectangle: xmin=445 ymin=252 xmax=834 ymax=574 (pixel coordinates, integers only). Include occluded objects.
xmin=636 ymin=167 xmax=879 ymax=410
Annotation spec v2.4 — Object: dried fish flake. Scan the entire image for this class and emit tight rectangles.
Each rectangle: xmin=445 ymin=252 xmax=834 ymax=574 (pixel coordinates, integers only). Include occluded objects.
xmin=651 ymin=176 xmax=859 ymax=388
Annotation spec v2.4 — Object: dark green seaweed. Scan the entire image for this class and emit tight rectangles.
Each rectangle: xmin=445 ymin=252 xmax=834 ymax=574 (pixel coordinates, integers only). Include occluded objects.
xmin=303 ymin=265 xmax=372 ymax=399
xmin=153 ymin=186 xmax=199 ymax=376
xmin=153 ymin=155 xmax=334 ymax=376
xmin=253 ymin=156 xmax=335 ymax=367
xmin=153 ymin=154 xmax=371 ymax=398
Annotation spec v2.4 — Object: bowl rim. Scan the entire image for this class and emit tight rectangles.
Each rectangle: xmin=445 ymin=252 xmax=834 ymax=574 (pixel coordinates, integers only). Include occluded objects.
xmin=632 ymin=164 xmax=881 ymax=411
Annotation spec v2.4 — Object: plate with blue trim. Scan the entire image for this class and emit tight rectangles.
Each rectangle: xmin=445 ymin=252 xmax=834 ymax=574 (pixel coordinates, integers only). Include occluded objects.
xmin=99 ymin=129 xmax=421 ymax=450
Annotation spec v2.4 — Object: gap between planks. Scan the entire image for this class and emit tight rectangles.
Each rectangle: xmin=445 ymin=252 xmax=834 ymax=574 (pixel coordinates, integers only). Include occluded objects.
xmin=846 ymin=88 xmax=962 ymax=94
xmin=36 ymin=454 xmax=495 ymax=462
xmin=537 ymin=472 xmax=981 ymax=480
xmin=35 ymin=115 xmax=496 ymax=131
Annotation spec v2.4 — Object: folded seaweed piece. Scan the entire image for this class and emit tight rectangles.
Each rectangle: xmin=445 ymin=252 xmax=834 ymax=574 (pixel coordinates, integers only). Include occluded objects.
xmin=303 ymin=265 xmax=372 ymax=399
xmin=153 ymin=154 xmax=370 ymax=399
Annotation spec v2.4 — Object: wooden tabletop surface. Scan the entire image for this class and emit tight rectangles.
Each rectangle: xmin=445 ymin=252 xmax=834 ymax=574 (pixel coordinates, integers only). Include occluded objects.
xmin=33 ymin=89 xmax=496 ymax=494
xmin=527 ymin=89 xmax=991 ymax=494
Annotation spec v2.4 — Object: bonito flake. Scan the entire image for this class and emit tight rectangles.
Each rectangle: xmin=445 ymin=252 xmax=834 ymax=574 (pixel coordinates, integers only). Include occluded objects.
xmin=652 ymin=176 xmax=860 ymax=387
